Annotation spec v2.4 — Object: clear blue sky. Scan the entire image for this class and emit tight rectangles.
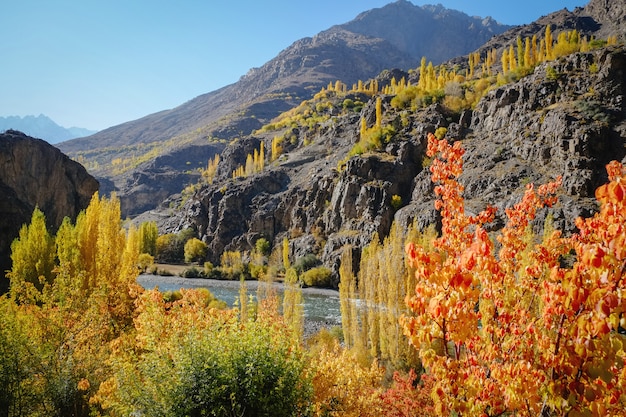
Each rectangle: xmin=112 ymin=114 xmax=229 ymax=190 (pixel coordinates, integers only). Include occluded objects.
xmin=0 ymin=1 xmax=588 ymax=131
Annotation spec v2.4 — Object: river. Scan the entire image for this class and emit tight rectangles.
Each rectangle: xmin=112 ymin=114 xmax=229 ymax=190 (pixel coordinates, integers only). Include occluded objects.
xmin=137 ymin=275 xmax=342 ymax=330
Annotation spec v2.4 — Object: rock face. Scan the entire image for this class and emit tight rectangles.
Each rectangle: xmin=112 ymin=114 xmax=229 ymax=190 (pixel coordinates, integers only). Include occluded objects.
xmin=0 ymin=130 xmax=99 ymax=292
xmin=584 ymin=0 xmax=626 ymax=38
xmin=167 ymin=45 xmax=626 ymax=288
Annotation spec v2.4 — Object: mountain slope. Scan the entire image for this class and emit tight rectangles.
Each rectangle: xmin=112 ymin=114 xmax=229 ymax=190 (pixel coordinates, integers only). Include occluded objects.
xmin=153 ymin=0 xmax=626 ymax=287
xmin=165 ymin=42 xmax=626 ymax=287
xmin=57 ymin=1 xmax=511 ymax=216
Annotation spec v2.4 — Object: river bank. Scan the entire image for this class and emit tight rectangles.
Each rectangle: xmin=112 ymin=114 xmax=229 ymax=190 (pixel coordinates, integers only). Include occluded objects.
xmin=137 ymin=274 xmax=342 ymax=337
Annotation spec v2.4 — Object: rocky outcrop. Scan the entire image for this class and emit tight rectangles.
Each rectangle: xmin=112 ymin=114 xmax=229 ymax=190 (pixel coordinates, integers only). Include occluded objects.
xmin=584 ymin=0 xmax=626 ymax=38
xmin=0 ymin=130 xmax=98 ymax=291
xmin=167 ymin=45 xmax=626 ymax=288
xmin=118 ymin=143 xmax=225 ymax=217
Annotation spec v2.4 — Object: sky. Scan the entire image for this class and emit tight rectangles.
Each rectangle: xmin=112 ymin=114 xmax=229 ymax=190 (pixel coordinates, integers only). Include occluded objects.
xmin=1 ymin=1 xmax=589 ymax=131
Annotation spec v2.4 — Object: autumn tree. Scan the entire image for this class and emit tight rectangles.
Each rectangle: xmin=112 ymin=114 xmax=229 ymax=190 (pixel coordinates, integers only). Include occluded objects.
xmin=339 ymin=246 xmax=363 ymax=352
xmin=3 ymin=192 xmax=142 ymax=416
xmin=8 ymin=207 xmax=55 ymax=298
xmin=282 ymin=237 xmax=291 ymax=270
xmin=340 ymin=222 xmax=423 ymax=370
xmin=402 ymin=132 xmax=626 ymax=416
xmin=184 ymin=237 xmax=207 ymax=263
xmin=283 ymin=267 xmax=303 ymax=340
xmin=202 ymin=153 xmax=220 ymax=183
xmin=138 ymin=220 xmax=158 ymax=255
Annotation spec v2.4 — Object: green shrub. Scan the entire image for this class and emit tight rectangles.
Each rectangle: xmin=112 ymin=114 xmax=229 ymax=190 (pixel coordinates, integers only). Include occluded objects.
xmin=301 ymin=266 xmax=332 ymax=287
xmin=391 ymin=194 xmax=403 ymax=211
xmin=184 ymin=238 xmax=207 ymax=263
xmin=137 ymin=253 xmax=155 ymax=273
xmin=107 ymin=293 xmax=311 ymax=417
xmin=181 ymin=266 xmax=204 ymax=278
xmin=293 ymin=253 xmax=320 ymax=273
xmin=255 ymin=237 xmax=271 ymax=256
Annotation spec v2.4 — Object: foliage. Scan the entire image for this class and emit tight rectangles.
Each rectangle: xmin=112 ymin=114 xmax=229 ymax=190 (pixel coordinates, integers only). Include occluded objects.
xmin=390 ymin=194 xmax=403 ymax=211
xmin=138 ymin=220 xmax=158 ymax=256
xmin=2 ymin=192 xmax=142 ymax=417
xmin=282 ymin=237 xmax=291 ymax=270
xmin=283 ymin=267 xmax=304 ymax=340
xmin=401 ymin=133 xmax=626 ymax=416
xmin=155 ymin=228 xmax=195 ymax=263
xmin=137 ymin=252 xmax=155 ymax=272
xmin=379 ymin=369 xmax=437 ymax=417
xmin=220 ymin=250 xmax=246 ymax=279
xmin=301 ymin=266 xmax=332 ymax=287
xmin=8 ymin=207 xmax=55 ymax=296
xmin=255 ymin=237 xmax=271 ymax=256
xmin=98 ymin=289 xmax=311 ymax=417
xmin=201 ymin=153 xmax=220 ymax=184
xmin=232 ymin=141 xmax=265 ymax=178
xmin=311 ymin=341 xmax=385 ymax=417
xmin=293 ymin=253 xmax=321 ymax=273
xmin=339 ymin=222 xmax=424 ymax=370
xmin=183 ymin=237 xmax=207 ymax=263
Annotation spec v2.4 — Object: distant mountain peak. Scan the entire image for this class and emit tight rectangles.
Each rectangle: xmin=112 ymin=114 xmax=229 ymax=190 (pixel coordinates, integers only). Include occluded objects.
xmin=338 ymin=2 xmax=512 ymax=64
xmin=0 ymin=114 xmax=97 ymax=144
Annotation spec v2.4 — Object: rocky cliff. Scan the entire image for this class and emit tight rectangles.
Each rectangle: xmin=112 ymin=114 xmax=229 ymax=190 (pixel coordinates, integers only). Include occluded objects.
xmin=0 ymin=130 xmax=99 ymax=291
xmin=166 ymin=44 xmax=626 ymax=287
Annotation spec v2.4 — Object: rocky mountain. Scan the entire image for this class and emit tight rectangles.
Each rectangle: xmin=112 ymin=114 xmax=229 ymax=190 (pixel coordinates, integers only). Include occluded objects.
xmin=0 ymin=115 xmax=97 ymax=144
xmin=156 ymin=0 xmax=626 ymax=287
xmin=57 ymin=1 xmax=511 ymax=217
xmin=0 ymin=130 xmax=99 ymax=292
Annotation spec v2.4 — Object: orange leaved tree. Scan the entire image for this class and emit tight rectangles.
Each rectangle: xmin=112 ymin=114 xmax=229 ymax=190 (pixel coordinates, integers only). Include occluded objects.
xmin=401 ymin=133 xmax=625 ymax=416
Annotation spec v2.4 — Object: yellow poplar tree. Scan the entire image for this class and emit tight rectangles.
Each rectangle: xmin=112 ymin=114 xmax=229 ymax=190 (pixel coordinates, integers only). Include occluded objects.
xmin=282 ymin=267 xmax=303 ymax=340
xmin=375 ymin=97 xmax=382 ymax=128
xmin=8 ymin=207 xmax=55 ymax=299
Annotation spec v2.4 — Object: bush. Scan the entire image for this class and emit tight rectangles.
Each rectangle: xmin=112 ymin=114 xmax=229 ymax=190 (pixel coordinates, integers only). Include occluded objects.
xmin=181 ymin=266 xmax=204 ymax=278
xmin=293 ymin=253 xmax=320 ymax=273
xmin=391 ymin=194 xmax=403 ymax=211
xmin=255 ymin=237 xmax=271 ymax=256
xmin=137 ymin=253 xmax=154 ymax=273
xmin=301 ymin=266 xmax=332 ymax=287
xmin=184 ymin=238 xmax=207 ymax=263
xmin=103 ymin=290 xmax=311 ymax=416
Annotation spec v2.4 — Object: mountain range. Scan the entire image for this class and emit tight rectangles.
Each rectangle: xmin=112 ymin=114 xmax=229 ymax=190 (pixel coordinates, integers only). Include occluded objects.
xmin=0 ymin=114 xmax=97 ymax=144
xmin=57 ymin=0 xmax=512 ymax=216
xmin=40 ymin=0 xmax=626 ymax=285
